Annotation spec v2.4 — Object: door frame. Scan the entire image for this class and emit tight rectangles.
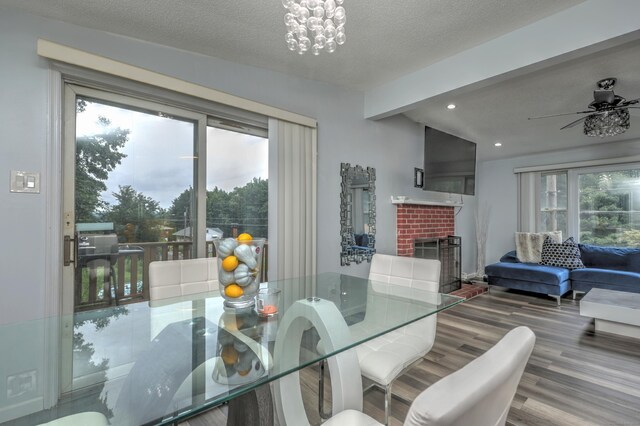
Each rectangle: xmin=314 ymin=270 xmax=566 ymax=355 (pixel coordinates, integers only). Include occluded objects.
xmin=43 ymin=65 xmax=272 ymax=405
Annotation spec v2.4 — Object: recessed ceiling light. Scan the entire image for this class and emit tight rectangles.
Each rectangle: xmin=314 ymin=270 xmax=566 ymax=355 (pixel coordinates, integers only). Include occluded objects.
xmin=447 ymin=104 xmax=456 ymax=110
xmin=494 ymin=142 xmax=502 ymax=147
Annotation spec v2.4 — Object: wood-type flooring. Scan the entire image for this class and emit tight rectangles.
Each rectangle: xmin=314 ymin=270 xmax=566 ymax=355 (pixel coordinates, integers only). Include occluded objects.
xmin=181 ymin=288 xmax=640 ymax=425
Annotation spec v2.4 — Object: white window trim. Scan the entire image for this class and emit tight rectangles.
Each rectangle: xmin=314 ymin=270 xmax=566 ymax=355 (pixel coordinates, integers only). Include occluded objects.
xmin=514 ymin=155 xmax=640 ymax=174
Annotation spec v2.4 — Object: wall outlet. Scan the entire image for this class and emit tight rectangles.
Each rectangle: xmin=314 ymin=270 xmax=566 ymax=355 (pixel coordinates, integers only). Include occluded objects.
xmin=6 ymin=370 xmax=37 ymax=399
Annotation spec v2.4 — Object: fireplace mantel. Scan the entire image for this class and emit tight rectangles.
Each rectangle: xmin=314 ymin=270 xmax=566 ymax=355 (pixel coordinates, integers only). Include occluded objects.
xmin=390 ymin=196 xmax=463 ymax=207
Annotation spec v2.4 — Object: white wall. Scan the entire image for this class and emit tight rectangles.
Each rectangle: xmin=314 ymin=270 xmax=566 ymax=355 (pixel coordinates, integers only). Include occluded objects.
xmin=456 ymin=194 xmax=477 ymax=274
xmin=478 ymin=138 xmax=640 ymax=265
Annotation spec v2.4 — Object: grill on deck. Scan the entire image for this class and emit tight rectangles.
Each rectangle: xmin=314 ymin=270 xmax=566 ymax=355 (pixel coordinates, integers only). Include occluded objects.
xmin=76 ymin=234 xmax=145 ymax=310
xmin=78 ymin=234 xmax=119 ymax=260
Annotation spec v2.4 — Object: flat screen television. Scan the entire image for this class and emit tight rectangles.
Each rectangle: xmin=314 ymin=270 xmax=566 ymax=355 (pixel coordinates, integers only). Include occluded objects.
xmin=423 ymin=126 xmax=476 ymax=195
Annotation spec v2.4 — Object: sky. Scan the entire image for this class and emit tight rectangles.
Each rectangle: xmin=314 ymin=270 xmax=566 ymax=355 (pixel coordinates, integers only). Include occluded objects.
xmin=76 ymin=100 xmax=268 ymax=209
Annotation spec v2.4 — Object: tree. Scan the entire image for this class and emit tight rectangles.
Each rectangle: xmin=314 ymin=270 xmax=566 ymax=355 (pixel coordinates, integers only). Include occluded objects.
xmin=169 ymin=178 xmax=269 ymax=240
xmin=579 ymin=170 xmax=640 ymax=246
xmin=75 ymin=102 xmax=129 ymax=222
xmin=105 ymin=185 xmax=161 ymax=242
xmin=232 ymin=177 xmax=268 ymax=238
xmin=167 ymin=187 xmax=194 ymax=233
xmin=206 ymin=187 xmax=235 ymax=236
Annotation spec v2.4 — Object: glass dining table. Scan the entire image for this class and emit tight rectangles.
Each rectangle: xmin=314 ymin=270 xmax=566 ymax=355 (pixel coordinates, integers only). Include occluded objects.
xmin=1 ymin=273 xmax=463 ymax=426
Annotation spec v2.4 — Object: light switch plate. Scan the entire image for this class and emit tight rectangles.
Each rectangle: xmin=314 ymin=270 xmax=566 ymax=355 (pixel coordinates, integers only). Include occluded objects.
xmin=7 ymin=370 xmax=37 ymax=399
xmin=10 ymin=170 xmax=40 ymax=193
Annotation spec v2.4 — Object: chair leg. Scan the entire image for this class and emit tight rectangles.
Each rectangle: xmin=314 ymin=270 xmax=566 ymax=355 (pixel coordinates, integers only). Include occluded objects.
xmin=318 ymin=359 xmax=331 ymax=419
xmin=384 ymin=383 xmax=392 ymax=425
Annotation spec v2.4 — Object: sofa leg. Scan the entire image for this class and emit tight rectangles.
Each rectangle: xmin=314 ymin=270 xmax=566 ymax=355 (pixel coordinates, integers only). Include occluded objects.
xmin=573 ymin=290 xmax=577 ymax=300
xmin=548 ymin=294 xmax=561 ymax=306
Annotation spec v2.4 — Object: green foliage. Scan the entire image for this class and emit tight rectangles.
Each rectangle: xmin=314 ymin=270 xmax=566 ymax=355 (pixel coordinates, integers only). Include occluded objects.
xmin=206 ymin=177 xmax=269 ymax=238
xmin=206 ymin=187 xmax=235 ymax=234
xmin=104 ymin=185 xmax=162 ymax=242
xmin=168 ymin=187 xmax=194 ymax=219
xmin=621 ymin=229 xmax=640 ymax=246
xmin=75 ymin=105 xmax=129 ymax=222
xmin=166 ymin=186 xmax=196 ymax=238
xmin=164 ymin=178 xmax=269 ymax=239
xmin=579 ymin=170 xmax=640 ymax=247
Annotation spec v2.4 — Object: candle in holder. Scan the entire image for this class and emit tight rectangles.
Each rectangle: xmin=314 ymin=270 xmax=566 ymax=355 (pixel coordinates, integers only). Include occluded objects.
xmin=256 ymin=288 xmax=281 ymax=317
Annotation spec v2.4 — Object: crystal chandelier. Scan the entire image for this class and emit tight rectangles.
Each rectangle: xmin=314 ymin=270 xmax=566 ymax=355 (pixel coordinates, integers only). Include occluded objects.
xmin=583 ymin=109 xmax=630 ymax=137
xmin=282 ymin=0 xmax=346 ymax=55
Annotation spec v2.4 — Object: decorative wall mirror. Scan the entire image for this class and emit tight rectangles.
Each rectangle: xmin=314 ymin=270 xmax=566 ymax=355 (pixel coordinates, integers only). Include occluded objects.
xmin=340 ymin=163 xmax=376 ymax=265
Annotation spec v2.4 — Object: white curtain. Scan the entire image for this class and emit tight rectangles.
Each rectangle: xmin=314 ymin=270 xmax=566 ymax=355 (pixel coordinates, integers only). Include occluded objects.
xmin=517 ymin=171 xmax=540 ymax=232
xmin=268 ymin=119 xmax=317 ymax=302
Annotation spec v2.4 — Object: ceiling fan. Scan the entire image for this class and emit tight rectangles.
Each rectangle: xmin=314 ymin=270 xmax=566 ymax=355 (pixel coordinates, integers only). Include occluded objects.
xmin=528 ymin=78 xmax=640 ymax=137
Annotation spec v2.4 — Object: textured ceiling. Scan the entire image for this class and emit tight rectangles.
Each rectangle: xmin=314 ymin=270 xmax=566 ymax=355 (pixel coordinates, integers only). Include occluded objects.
xmin=9 ymin=0 xmax=635 ymax=163
xmin=2 ymin=0 xmax=585 ymax=91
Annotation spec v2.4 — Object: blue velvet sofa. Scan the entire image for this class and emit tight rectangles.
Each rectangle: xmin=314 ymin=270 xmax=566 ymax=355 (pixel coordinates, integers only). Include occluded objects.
xmin=485 ymin=244 xmax=640 ymax=305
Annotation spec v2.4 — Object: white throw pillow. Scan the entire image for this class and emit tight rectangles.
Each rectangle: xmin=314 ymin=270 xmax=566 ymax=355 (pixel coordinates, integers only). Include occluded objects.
xmin=515 ymin=231 xmax=562 ymax=263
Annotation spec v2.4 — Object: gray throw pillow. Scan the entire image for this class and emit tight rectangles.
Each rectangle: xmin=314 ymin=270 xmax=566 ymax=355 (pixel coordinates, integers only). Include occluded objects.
xmin=540 ymin=236 xmax=585 ymax=270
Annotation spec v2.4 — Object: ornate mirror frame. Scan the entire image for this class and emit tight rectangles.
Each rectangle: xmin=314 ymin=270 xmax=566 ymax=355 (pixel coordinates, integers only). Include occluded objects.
xmin=340 ymin=162 xmax=376 ymax=265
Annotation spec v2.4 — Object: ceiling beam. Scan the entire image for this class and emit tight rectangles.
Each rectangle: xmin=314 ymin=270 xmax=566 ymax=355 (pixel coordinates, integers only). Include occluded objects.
xmin=364 ymin=0 xmax=640 ymax=120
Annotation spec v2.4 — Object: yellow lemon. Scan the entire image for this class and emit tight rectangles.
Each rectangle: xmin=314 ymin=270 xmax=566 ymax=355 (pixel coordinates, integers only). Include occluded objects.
xmin=225 ymin=284 xmax=244 ymax=298
xmin=237 ymin=233 xmax=253 ymax=243
xmin=222 ymin=256 xmax=239 ymax=272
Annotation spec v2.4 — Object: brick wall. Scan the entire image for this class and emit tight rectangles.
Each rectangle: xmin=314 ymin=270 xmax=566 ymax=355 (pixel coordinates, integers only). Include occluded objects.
xmin=396 ymin=204 xmax=455 ymax=256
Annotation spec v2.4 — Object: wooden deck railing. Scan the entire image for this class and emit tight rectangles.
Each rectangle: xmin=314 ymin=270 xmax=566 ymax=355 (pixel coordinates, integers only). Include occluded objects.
xmin=75 ymin=240 xmax=269 ymax=311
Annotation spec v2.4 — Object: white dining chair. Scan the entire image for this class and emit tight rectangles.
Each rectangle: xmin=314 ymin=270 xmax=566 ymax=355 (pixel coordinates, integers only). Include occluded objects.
xmin=355 ymin=254 xmax=441 ymax=425
xmin=146 ymin=257 xmax=222 ymax=419
xmin=147 ymin=257 xmax=272 ymax=421
xmin=148 ymin=257 xmax=220 ymax=339
xmin=323 ymin=326 xmax=536 ymax=426
xmin=148 ymin=257 xmax=220 ymax=301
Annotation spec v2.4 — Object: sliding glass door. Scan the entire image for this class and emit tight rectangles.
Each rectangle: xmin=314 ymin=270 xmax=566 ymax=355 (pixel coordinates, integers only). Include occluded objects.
xmin=62 ymin=85 xmax=206 ymax=392
xmin=60 ymin=84 xmax=272 ymax=395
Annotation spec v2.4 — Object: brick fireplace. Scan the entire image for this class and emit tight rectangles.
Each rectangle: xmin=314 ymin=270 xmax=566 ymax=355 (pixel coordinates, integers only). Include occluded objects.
xmin=394 ymin=201 xmax=486 ymax=298
xmin=395 ymin=204 xmax=455 ymax=256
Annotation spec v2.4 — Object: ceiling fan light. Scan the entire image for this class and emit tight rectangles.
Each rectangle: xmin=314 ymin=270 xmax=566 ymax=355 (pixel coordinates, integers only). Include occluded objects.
xmin=583 ymin=108 xmax=630 ymax=137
